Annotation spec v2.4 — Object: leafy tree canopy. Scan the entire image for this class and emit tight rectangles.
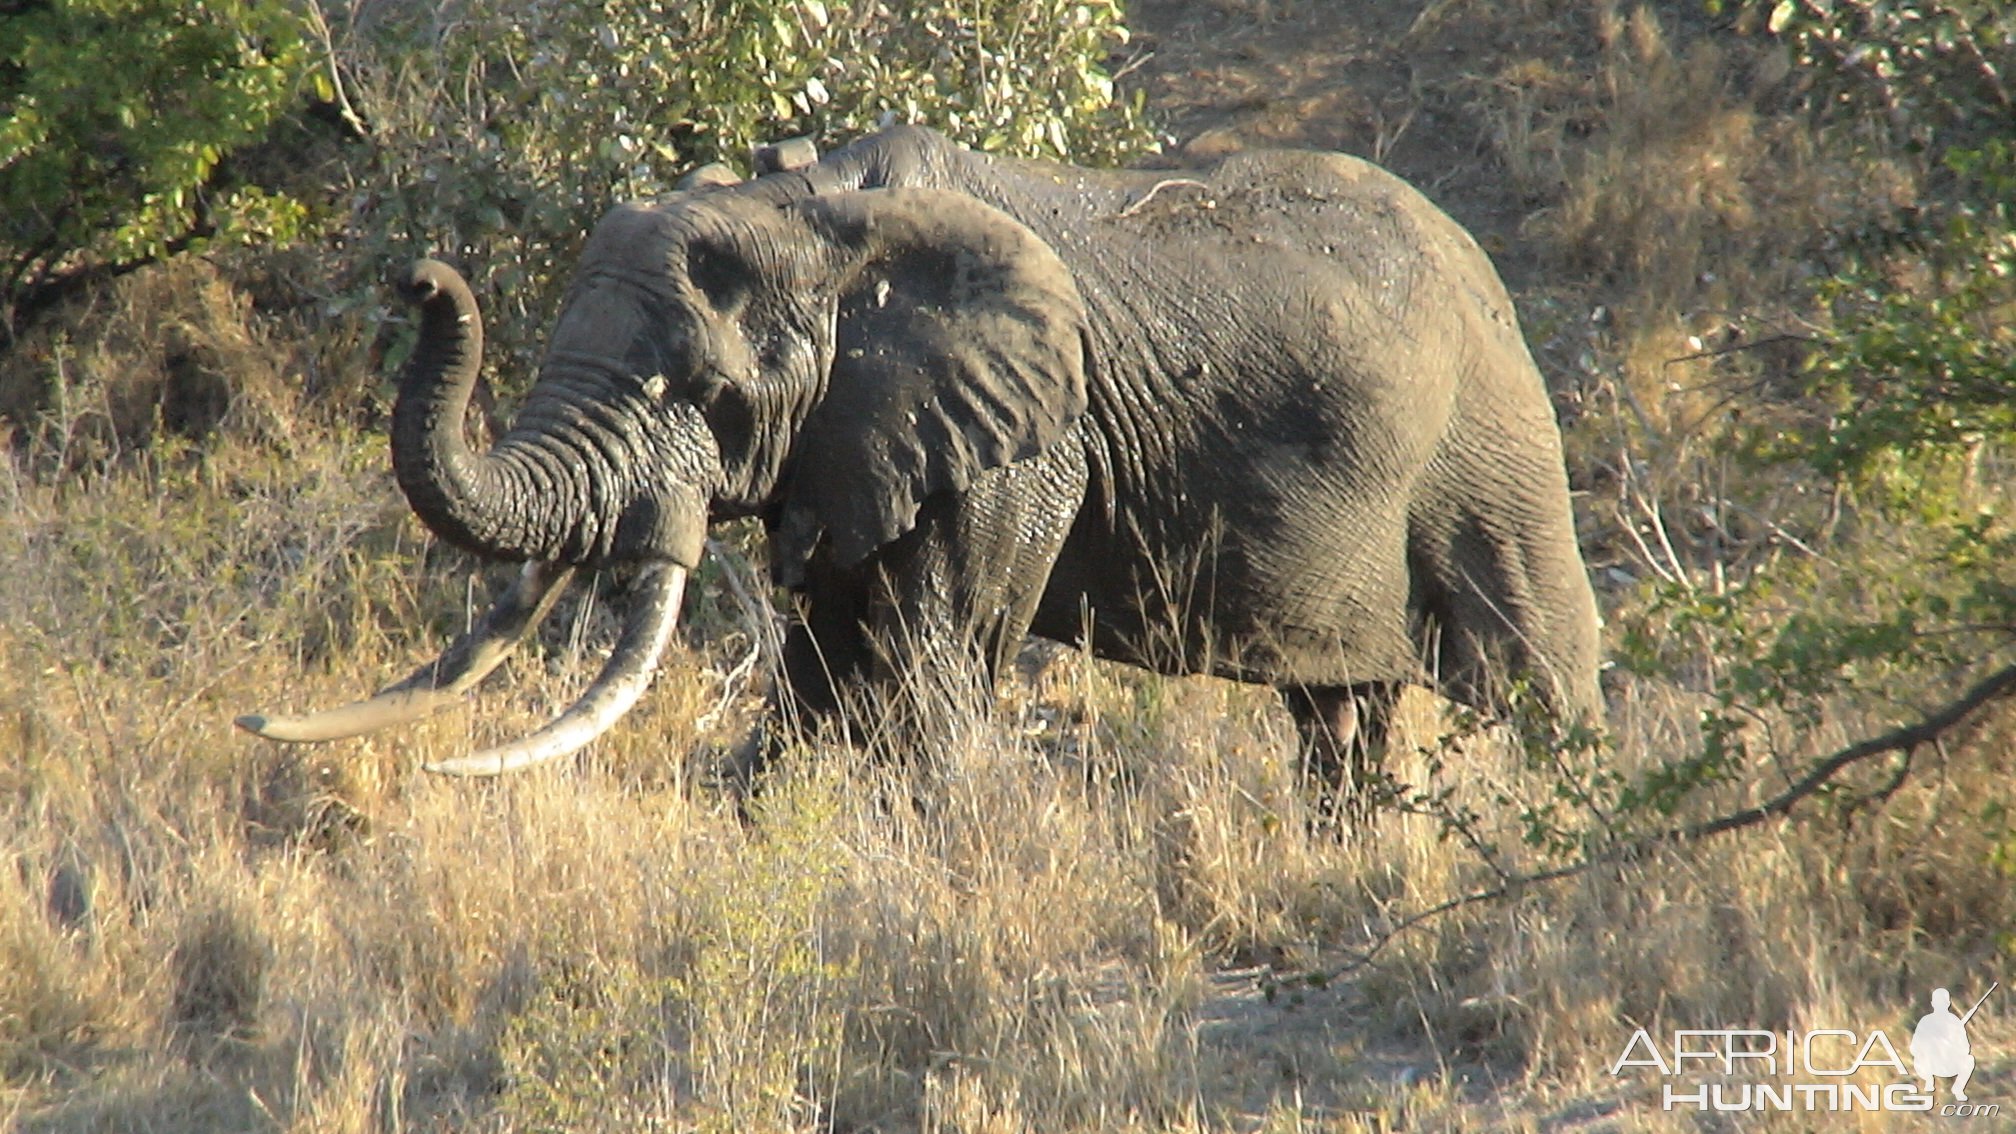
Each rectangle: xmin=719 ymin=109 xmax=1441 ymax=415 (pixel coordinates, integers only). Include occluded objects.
xmin=0 ymin=0 xmax=316 ymax=341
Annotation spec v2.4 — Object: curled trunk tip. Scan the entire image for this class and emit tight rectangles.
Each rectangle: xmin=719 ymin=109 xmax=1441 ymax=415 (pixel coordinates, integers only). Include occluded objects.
xmin=389 ymin=258 xmax=588 ymax=563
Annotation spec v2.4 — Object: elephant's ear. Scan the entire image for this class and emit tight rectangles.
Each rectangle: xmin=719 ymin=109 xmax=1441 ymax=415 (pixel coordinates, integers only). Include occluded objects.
xmin=772 ymin=187 xmax=1088 ymax=577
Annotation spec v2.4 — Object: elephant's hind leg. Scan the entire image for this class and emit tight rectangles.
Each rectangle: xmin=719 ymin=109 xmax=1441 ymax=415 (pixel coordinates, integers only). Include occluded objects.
xmin=1410 ymin=390 xmax=1603 ymax=729
xmin=1283 ymin=682 xmax=1399 ymax=820
xmin=1425 ymin=503 xmax=1602 ymax=729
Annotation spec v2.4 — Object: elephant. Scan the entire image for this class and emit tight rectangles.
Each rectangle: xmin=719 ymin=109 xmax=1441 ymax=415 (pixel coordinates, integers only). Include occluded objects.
xmin=237 ymin=125 xmax=1603 ymax=795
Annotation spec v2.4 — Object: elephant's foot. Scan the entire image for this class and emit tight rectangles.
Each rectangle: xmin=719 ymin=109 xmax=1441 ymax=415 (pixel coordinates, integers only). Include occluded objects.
xmin=1284 ymin=682 xmax=1399 ymax=827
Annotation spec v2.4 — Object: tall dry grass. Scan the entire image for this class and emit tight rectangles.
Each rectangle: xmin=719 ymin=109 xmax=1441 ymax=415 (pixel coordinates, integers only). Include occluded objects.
xmin=3 ymin=4 xmax=2011 ymax=1130
xmin=3 ymin=345 xmax=2006 ymax=1132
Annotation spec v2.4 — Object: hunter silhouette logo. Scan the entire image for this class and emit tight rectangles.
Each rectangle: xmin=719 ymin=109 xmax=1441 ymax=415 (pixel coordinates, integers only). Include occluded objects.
xmin=1913 ymin=984 xmax=1994 ymax=1103
xmin=1610 ymin=982 xmax=2000 ymax=1117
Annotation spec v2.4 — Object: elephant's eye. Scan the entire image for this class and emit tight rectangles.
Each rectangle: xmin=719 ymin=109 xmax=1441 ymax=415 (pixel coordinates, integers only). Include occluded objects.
xmin=635 ymin=303 xmax=708 ymax=380
xmin=686 ymin=242 xmax=748 ymax=316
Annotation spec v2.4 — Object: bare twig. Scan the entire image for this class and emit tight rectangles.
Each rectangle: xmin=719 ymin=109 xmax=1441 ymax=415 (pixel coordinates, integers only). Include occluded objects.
xmin=1674 ymin=661 xmax=2016 ymax=840
xmin=1407 ymin=0 xmax=1468 ymax=40
xmin=1372 ymin=102 xmax=1420 ymax=166
xmin=694 ymin=537 xmax=786 ymax=735
xmin=1723 ymin=500 xmax=1828 ymax=562
xmin=1614 ymin=466 xmax=1693 ymax=589
xmin=704 ymin=537 xmax=784 ymax=672
xmin=1112 ymin=179 xmax=1210 ymax=220
xmin=694 ymin=635 xmax=764 ymax=733
xmin=1662 ymin=332 xmax=1817 ymax=367
xmin=1108 ymin=48 xmax=1156 ymax=85
xmin=304 ymin=1 xmax=371 ymax=139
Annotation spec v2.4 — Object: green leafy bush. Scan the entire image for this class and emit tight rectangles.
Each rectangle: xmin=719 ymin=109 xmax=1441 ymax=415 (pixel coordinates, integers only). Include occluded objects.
xmin=1731 ymin=0 xmax=2013 ymax=151
xmin=326 ymin=0 xmax=1153 ymax=387
xmin=0 ymin=0 xmax=316 ymax=344
xmin=1704 ymin=5 xmax=2015 ymax=492
xmin=1714 ymin=2 xmax=2014 ymax=559
xmin=2 ymin=0 xmax=1151 ymax=414
xmin=1785 ymin=143 xmax=2015 ymax=498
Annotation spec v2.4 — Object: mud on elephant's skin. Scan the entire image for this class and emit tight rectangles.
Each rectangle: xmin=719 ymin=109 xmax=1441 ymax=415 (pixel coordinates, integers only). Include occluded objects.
xmin=239 ymin=126 xmax=1603 ymax=787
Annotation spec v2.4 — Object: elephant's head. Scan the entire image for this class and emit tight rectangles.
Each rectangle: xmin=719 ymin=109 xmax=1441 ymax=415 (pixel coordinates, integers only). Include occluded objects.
xmin=239 ymin=151 xmax=1088 ymax=773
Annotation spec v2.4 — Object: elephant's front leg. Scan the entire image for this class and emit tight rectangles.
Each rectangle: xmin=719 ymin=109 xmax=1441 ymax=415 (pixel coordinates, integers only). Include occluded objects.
xmin=780 ymin=442 xmax=1089 ymax=753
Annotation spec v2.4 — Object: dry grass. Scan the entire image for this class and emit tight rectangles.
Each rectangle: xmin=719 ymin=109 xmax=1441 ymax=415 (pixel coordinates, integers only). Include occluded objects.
xmin=2 ymin=389 xmax=2006 ymax=1129
xmin=2 ymin=3 xmax=2012 ymax=1130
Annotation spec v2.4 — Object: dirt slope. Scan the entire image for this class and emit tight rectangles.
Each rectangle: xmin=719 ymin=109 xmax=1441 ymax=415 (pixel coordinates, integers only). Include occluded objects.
xmin=1125 ymin=0 xmax=1573 ymax=279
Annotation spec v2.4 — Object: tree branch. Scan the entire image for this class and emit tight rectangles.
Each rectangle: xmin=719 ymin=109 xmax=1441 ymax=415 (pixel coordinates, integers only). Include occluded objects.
xmin=1316 ymin=660 xmax=2016 ymax=978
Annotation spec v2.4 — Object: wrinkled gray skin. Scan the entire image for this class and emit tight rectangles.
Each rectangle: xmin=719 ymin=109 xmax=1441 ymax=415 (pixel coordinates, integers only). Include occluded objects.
xmin=243 ymin=126 xmax=1602 ymax=790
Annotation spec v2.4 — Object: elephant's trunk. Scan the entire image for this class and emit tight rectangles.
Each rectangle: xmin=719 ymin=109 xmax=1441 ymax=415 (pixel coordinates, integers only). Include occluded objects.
xmin=390 ymin=259 xmax=590 ymax=563
xmin=241 ymin=264 xmax=714 ymax=774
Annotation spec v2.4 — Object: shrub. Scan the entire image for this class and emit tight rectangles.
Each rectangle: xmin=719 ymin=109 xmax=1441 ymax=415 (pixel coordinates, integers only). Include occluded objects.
xmin=1726 ymin=0 xmax=2014 ymax=152
xmin=1590 ymin=4 xmax=2016 ymax=861
xmin=323 ymin=0 xmax=1154 ymax=391
xmin=0 ymin=0 xmax=316 ymax=345
xmin=2 ymin=0 xmax=1153 ymax=425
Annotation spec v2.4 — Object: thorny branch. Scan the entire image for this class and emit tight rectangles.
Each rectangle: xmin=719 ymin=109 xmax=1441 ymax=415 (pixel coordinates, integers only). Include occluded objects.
xmin=1313 ymin=659 xmax=2016 ymax=980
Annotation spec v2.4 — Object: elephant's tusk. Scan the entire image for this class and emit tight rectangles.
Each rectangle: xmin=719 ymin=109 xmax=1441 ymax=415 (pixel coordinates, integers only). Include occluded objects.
xmin=424 ymin=561 xmax=687 ymax=776
xmin=236 ymin=561 xmax=575 ymax=743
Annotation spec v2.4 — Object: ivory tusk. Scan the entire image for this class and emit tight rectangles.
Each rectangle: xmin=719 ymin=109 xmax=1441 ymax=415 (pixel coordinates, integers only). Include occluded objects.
xmin=236 ymin=561 xmax=575 ymax=743
xmin=425 ymin=561 xmax=688 ymax=776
